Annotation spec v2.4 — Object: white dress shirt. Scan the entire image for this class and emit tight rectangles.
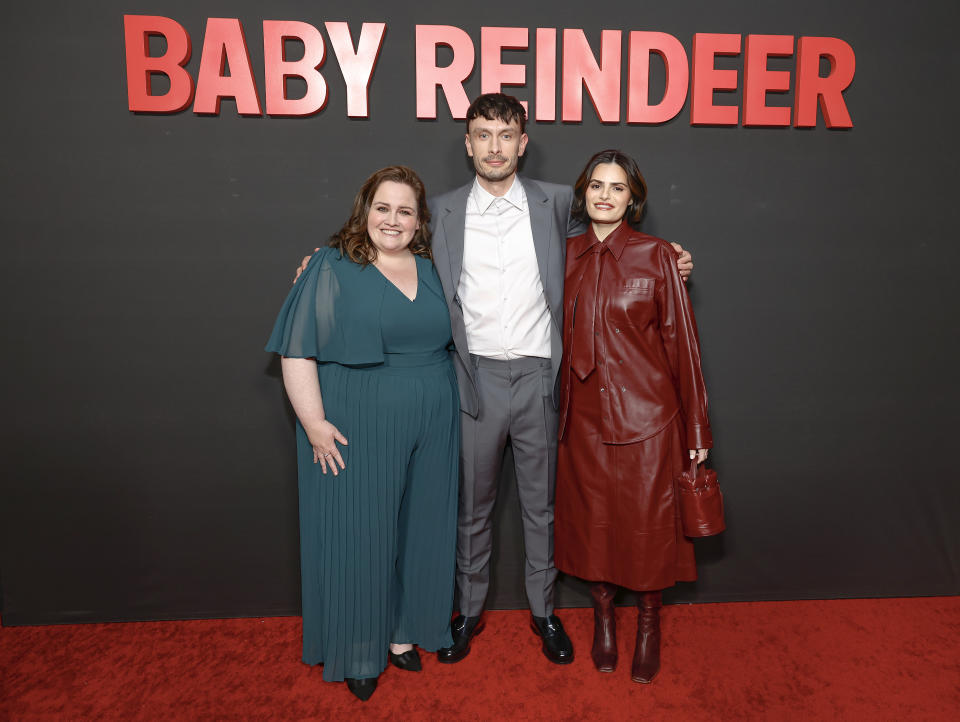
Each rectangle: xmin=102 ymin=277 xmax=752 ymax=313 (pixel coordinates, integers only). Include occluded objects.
xmin=458 ymin=177 xmax=552 ymax=360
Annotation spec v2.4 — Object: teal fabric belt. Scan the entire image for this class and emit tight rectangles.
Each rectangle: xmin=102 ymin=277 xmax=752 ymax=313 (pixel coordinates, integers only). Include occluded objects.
xmin=381 ymin=350 xmax=449 ymax=368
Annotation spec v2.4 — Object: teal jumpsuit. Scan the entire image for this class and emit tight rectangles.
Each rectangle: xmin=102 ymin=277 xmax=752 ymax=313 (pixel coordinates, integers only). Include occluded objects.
xmin=267 ymin=250 xmax=459 ymax=682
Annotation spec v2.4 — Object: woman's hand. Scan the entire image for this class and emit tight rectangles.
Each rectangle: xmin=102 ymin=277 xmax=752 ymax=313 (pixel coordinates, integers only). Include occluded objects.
xmin=670 ymin=241 xmax=693 ymax=282
xmin=304 ymin=420 xmax=348 ymax=475
xmin=689 ymin=449 xmax=709 ymax=464
xmin=293 ymin=248 xmax=321 ymax=283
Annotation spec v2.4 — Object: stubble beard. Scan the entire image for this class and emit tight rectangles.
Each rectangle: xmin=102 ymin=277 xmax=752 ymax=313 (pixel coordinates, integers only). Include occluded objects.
xmin=474 ymin=157 xmax=516 ymax=183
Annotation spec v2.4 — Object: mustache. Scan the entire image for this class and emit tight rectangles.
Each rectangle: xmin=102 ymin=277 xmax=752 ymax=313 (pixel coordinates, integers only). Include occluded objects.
xmin=484 ymin=155 xmax=508 ymax=162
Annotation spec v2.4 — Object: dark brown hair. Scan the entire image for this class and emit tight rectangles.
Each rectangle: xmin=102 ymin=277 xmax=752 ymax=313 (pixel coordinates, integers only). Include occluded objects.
xmin=571 ymin=149 xmax=648 ymax=226
xmin=466 ymin=93 xmax=527 ymax=134
xmin=329 ymin=166 xmax=432 ymax=264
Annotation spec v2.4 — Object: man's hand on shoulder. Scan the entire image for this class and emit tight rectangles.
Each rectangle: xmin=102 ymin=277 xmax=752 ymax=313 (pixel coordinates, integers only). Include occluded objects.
xmin=293 ymin=248 xmax=321 ymax=283
xmin=670 ymin=241 xmax=693 ymax=282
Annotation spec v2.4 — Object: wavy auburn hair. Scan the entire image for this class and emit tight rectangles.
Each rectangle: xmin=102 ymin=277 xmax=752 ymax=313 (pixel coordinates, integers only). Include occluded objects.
xmin=571 ymin=149 xmax=648 ymax=227
xmin=329 ymin=166 xmax=432 ymax=265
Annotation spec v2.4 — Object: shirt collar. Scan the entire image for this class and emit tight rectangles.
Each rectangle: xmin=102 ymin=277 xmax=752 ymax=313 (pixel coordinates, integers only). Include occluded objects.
xmin=575 ymin=221 xmax=631 ymax=260
xmin=469 ymin=176 xmax=527 ymax=214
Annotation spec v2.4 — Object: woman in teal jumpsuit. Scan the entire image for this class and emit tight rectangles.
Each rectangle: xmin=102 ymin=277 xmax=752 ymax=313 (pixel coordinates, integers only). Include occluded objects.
xmin=266 ymin=167 xmax=458 ymax=701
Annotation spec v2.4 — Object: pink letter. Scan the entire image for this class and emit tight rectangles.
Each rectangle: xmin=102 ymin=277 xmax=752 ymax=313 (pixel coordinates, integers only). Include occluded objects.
xmin=794 ymin=36 xmax=856 ymax=128
xmin=415 ymin=25 xmax=475 ymax=120
xmin=562 ymin=29 xmax=622 ymax=122
xmin=690 ymin=33 xmax=741 ymax=126
xmin=480 ymin=27 xmax=529 ymax=113
xmin=743 ymin=35 xmax=794 ymax=127
xmin=194 ymin=18 xmax=262 ymax=115
xmin=326 ymin=22 xmax=386 ymax=118
xmin=123 ymin=15 xmax=194 ymax=113
xmin=627 ymin=31 xmax=689 ymax=124
xmin=535 ymin=28 xmax=557 ymax=122
xmin=263 ymin=21 xmax=327 ymax=117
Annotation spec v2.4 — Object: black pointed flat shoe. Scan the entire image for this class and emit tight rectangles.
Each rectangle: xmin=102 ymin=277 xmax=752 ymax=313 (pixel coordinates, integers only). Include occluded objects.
xmin=345 ymin=676 xmax=378 ymax=701
xmin=388 ymin=648 xmax=422 ymax=671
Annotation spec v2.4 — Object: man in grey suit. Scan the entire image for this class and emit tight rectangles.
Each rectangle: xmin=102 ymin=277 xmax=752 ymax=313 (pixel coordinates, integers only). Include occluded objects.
xmin=430 ymin=94 xmax=582 ymax=665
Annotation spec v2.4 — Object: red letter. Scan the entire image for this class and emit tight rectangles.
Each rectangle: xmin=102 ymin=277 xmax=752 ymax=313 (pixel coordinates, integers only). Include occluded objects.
xmin=627 ymin=31 xmax=688 ymax=124
xmin=194 ymin=18 xmax=262 ymax=116
xmin=481 ymin=27 xmax=529 ymax=113
xmin=415 ymin=25 xmax=475 ymax=120
xmin=535 ymin=28 xmax=557 ymax=122
xmin=743 ymin=35 xmax=794 ymax=127
xmin=263 ymin=21 xmax=327 ymax=117
xmin=794 ymin=36 xmax=855 ymax=128
xmin=562 ymin=29 xmax=622 ymax=123
xmin=123 ymin=15 xmax=194 ymax=113
xmin=690 ymin=33 xmax=741 ymax=126
xmin=326 ymin=22 xmax=386 ymax=118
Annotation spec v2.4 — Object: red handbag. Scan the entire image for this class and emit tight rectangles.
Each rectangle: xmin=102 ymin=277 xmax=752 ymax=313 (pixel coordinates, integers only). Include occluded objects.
xmin=676 ymin=458 xmax=726 ymax=537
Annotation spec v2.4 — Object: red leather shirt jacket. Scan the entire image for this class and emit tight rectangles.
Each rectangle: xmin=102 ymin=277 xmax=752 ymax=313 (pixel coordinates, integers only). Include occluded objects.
xmin=558 ymin=223 xmax=712 ymax=449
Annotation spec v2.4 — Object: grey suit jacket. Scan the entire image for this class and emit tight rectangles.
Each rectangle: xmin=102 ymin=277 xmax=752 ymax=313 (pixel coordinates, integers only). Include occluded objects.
xmin=428 ymin=176 xmax=585 ymax=417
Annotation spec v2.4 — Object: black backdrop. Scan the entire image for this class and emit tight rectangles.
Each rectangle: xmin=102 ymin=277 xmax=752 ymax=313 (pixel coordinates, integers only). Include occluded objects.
xmin=2 ymin=1 xmax=958 ymax=625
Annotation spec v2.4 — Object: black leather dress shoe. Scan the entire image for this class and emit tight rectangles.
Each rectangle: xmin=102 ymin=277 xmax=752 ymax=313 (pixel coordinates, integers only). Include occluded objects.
xmin=436 ymin=615 xmax=484 ymax=664
xmin=530 ymin=614 xmax=574 ymax=665
xmin=345 ymin=676 xmax=378 ymax=701
xmin=388 ymin=648 xmax=422 ymax=671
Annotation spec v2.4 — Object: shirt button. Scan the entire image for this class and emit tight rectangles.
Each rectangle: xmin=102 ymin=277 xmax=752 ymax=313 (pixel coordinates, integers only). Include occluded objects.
xmin=600 ymin=387 xmax=605 ymax=392
xmin=621 ymin=386 xmax=626 ymax=392
xmin=614 ymin=328 xmax=621 ymax=334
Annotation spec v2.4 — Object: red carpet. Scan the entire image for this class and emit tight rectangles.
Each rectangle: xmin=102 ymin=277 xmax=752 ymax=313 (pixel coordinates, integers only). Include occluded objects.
xmin=2 ymin=598 xmax=958 ymax=720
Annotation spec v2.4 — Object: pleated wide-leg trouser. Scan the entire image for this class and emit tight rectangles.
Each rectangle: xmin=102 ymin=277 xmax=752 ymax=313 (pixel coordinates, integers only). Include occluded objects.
xmin=296 ymin=354 xmax=459 ymax=682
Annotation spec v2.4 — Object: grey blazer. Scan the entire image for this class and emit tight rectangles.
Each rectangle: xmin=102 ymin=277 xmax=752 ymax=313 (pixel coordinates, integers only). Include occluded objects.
xmin=428 ymin=176 xmax=585 ymax=417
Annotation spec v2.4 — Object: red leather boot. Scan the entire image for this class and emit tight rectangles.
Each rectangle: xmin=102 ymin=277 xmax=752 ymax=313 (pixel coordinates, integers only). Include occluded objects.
xmin=631 ymin=591 xmax=662 ymax=683
xmin=590 ymin=583 xmax=618 ymax=672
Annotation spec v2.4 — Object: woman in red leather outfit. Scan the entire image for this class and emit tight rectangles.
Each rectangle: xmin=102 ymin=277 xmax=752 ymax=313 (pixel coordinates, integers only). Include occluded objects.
xmin=555 ymin=150 xmax=712 ymax=683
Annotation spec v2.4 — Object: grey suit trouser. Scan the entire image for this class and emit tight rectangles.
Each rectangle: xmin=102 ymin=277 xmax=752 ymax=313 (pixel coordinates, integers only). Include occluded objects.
xmin=457 ymin=354 xmax=559 ymax=618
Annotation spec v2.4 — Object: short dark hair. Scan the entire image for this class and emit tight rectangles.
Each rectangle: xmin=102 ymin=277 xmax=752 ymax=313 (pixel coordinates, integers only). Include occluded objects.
xmin=571 ymin=149 xmax=648 ymax=226
xmin=466 ymin=93 xmax=527 ymax=134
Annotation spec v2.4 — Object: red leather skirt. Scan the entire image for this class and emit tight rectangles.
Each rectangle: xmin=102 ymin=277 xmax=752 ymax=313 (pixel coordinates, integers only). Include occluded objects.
xmin=555 ymin=368 xmax=696 ymax=591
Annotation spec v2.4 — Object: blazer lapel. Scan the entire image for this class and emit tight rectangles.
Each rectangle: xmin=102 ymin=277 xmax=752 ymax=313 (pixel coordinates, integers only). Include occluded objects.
xmin=521 ymin=176 xmax=559 ymax=319
xmin=436 ymin=183 xmax=472 ymax=304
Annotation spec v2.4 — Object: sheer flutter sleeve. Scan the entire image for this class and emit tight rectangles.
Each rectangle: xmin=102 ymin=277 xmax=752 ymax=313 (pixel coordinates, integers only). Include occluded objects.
xmin=265 ymin=248 xmax=340 ymax=359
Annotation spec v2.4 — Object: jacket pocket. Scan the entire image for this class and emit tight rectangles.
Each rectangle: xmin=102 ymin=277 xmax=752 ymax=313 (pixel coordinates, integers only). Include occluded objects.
xmin=612 ymin=277 xmax=657 ymax=329
xmin=621 ymin=278 xmax=656 ymax=296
